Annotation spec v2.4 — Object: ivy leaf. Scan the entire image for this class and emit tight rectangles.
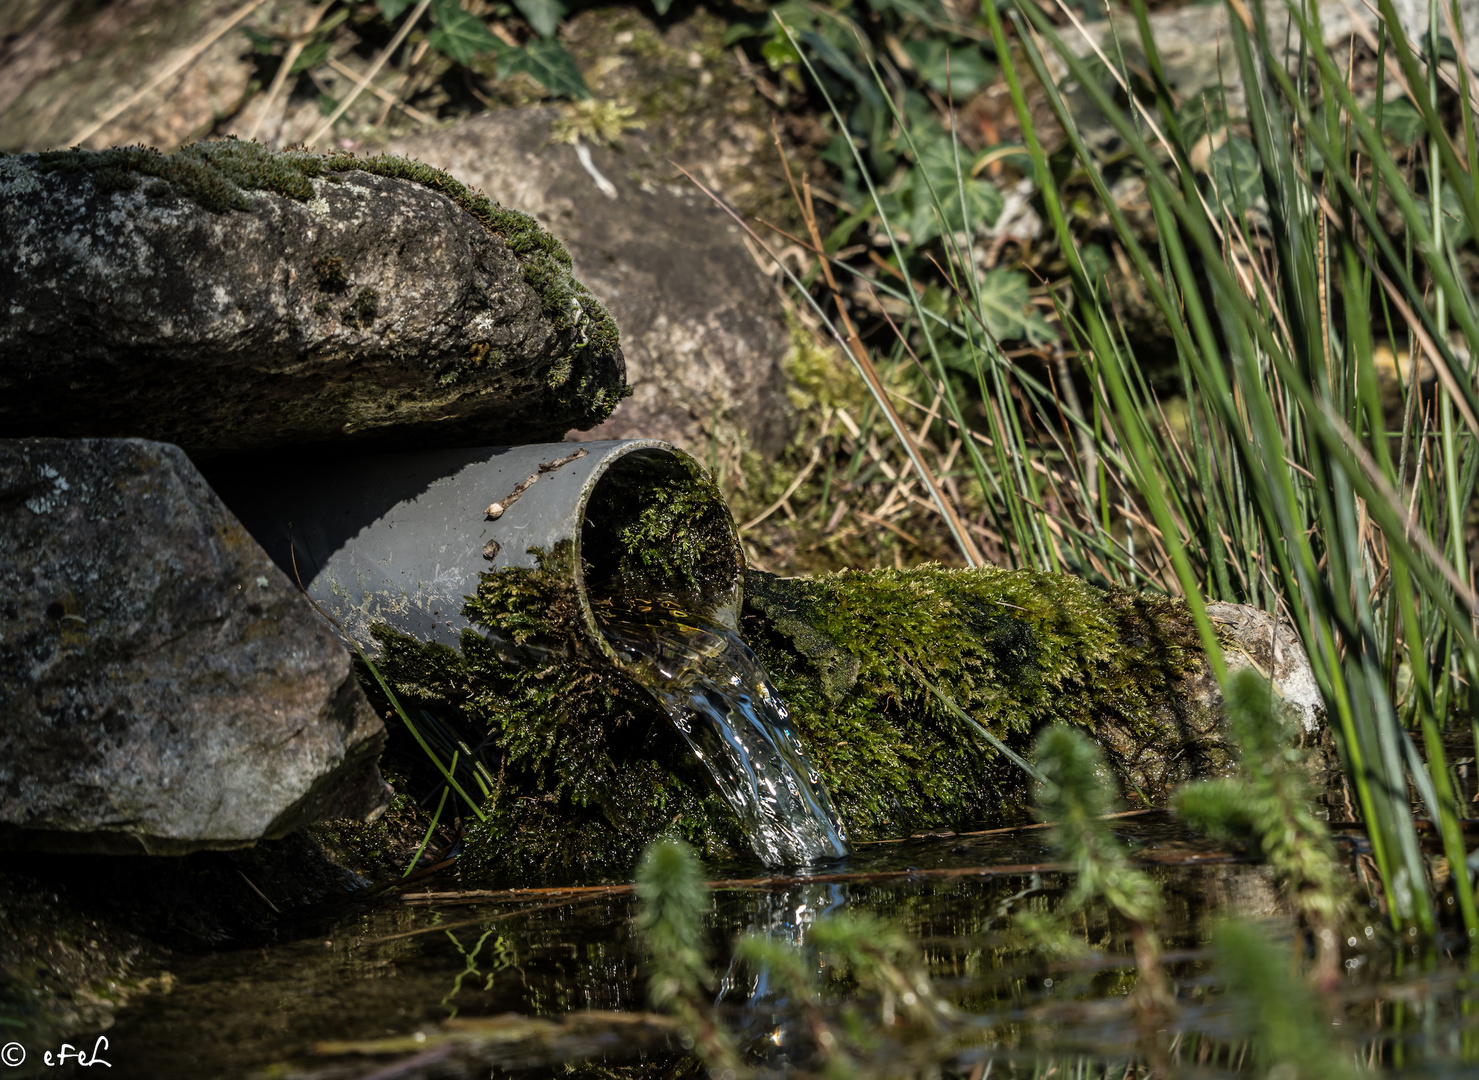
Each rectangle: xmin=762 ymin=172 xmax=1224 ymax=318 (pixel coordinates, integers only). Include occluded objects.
xmin=862 ymin=0 xmax=946 ymax=28
xmin=240 ymin=26 xmax=280 ymax=54
xmin=1177 ymin=89 xmax=1228 ymax=147
xmin=1368 ymin=97 xmax=1425 ymax=146
xmin=976 ymin=268 xmax=1053 ymax=344
xmin=497 ymin=38 xmax=590 ymax=99
xmin=290 ymin=41 xmax=330 ymax=74
xmin=513 ymin=0 xmax=567 ymax=38
xmin=1419 ymin=183 xmax=1474 ymax=247
xmin=721 ymin=20 xmax=761 ymax=45
xmin=428 ymin=1 xmax=504 ymax=65
xmin=761 ymin=33 xmax=801 ymax=70
xmin=900 ymin=38 xmax=994 ymax=97
xmin=377 ymin=0 xmax=415 ymax=19
xmin=1207 ymin=135 xmax=1263 ymax=210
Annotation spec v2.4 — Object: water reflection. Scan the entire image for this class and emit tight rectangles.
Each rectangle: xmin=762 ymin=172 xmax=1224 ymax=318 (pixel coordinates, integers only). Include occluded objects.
xmin=714 ymin=881 xmax=849 ymax=1073
xmin=84 ymin=820 xmax=1479 ymax=1079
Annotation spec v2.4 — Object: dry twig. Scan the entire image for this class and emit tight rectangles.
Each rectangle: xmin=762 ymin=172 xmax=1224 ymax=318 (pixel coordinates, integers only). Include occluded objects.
xmin=68 ymin=0 xmax=271 ymax=146
xmin=306 ymin=0 xmax=433 ymax=145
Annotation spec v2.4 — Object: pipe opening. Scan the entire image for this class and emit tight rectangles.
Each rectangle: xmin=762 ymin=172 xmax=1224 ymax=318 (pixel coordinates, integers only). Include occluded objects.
xmin=577 ymin=448 xmax=848 ymax=865
xmin=578 ymin=448 xmax=744 ymax=630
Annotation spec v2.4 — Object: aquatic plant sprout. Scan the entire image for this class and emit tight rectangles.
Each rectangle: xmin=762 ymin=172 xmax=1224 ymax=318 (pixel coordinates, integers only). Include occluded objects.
xmin=1032 ymin=725 xmax=1172 ymax=1009
xmin=1175 ymin=669 xmax=1350 ymax=984
xmin=635 ymin=839 xmax=742 ymax=1074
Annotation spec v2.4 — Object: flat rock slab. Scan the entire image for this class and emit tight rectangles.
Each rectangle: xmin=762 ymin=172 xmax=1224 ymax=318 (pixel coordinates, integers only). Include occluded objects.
xmin=0 ymin=437 xmax=389 ymax=855
xmin=385 ymin=107 xmax=794 ymax=455
xmin=0 ymin=141 xmax=626 ymax=458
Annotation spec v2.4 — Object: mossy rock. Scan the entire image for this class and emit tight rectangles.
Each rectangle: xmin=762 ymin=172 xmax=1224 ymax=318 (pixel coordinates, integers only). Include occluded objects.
xmin=743 ymin=566 xmax=1233 ymax=836
xmin=0 ymin=140 xmax=626 ymax=456
xmin=369 ymin=560 xmax=1257 ymax=885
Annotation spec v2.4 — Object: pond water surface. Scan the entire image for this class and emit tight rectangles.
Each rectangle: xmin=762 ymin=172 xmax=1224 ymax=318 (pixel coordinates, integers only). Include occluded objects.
xmin=49 ymin=814 xmax=1479 ymax=1079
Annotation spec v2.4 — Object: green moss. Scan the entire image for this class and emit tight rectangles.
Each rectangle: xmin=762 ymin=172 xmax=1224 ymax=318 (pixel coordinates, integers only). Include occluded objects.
xmin=20 ymin=139 xmax=623 ymax=428
xmin=783 ymin=313 xmax=866 ymax=414
xmin=34 ymin=141 xmax=327 ymax=212
xmin=742 ymin=565 xmax=1212 ymax=836
xmin=308 ymin=780 xmax=432 ymax=882
xmin=341 ymin=286 xmax=380 ymax=329
xmin=362 ymin=548 xmax=1218 ymax=884
xmin=313 ymin=255 xmax=348 ymax=292
xmin=369 ymin=542 xmax=748 ymax=885
xmin=581 ymin=454 xmax=742 ymax=609
xmin=437 ymin=342 xmax=505 ymax=388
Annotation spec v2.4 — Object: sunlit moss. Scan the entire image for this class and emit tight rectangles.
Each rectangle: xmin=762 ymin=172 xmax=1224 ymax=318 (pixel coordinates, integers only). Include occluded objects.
xmin=365 ymin=549 xmax=1220 ymax=884
xmin=782 ymin=313 xmax=865 ymax=414
xmin=744 ymin=565 xmax=1214 ymax=836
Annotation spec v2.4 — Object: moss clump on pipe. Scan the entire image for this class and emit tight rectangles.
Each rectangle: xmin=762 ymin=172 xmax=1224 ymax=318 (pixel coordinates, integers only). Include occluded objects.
xmin=581 ymin=454 xmax=742 ymax=610
xmin=363 ymin=553 xmax=1224 ymax=884
xmin=743 ymin=566 xmax=1219 ymax=837
xmin=368 ymin=542 xmax=749 ymax=884
xmin=17 ymin=139 xmax=624 ymax=424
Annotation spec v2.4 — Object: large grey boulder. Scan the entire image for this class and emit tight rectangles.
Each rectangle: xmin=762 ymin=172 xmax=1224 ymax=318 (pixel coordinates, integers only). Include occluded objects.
xmin=385 ymin=107 xmax=795 ymax=456
xmin=0 ymin=141 xmax=626 ymax=458
xmin=0 ymin=437 xmax=390 ymax=855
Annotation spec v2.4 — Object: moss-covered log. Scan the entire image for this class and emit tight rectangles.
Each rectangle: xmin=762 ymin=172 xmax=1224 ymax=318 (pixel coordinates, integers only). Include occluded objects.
xmin=370 ymin=563 xmax=1330 ymax=885
xmin=0 ymin=140 xmax=625 ymax=457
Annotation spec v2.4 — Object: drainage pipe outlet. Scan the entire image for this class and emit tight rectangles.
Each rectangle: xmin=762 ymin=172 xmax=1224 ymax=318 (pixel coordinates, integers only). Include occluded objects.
xmin=217 ymin=440 xmax=745 ymax=659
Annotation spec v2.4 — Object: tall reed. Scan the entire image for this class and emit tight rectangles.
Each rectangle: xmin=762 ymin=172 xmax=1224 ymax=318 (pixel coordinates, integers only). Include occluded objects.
xmin=778 ymin=0 xmax=1479 ymax=935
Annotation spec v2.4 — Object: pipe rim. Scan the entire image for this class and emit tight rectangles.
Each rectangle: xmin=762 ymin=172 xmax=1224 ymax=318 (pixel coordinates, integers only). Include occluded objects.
xmin=568 ymin=440 xmax=745 ymax=663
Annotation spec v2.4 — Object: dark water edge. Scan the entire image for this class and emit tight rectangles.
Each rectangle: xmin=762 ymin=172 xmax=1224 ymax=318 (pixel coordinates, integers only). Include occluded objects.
xmin=9 ymin=813 xmax=1475 ymax=1079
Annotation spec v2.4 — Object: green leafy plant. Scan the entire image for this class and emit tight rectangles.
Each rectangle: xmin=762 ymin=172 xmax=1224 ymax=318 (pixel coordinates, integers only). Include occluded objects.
xmin=977 ymin=0 xmax=1479 ymax=940
xmin=244 ymin=0 xmax=589 ymax=130
xmin=1214 ymin=919 xmax=1358 ymax=1080
xmin=634 ymin=840 xmax=742 ymax=1074
xmin=776 ymin=0 xmax=1479 ymax=938
xmin=636 ymin=840 xmax=960 ymax=1077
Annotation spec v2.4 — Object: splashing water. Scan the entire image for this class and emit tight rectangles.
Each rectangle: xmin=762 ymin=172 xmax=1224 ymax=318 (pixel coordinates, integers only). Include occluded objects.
xmin=595 ymin=596 xmax=849 ymax=867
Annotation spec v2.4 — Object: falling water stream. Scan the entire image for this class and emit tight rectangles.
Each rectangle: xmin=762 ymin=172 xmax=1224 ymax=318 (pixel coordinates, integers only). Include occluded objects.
xmin=593 ymin=595 xmax=849 ymax=867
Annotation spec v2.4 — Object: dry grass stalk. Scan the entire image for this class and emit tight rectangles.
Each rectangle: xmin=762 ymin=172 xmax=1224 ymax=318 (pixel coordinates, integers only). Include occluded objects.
xmin=306 ymin=0 xmax=434 ymax=146
xmin=245 ymin=0 xmax=337 ymax=142
xmin=68 ymin=0 xmax=271 ymax=147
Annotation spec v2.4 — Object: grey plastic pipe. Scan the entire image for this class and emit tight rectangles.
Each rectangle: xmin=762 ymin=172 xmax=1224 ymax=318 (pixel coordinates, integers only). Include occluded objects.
xmin=217 ymin=440 xmax=744 ymax=659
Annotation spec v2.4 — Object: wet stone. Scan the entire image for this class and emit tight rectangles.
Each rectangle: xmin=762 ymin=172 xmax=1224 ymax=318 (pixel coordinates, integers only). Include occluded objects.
xmin=0 ymin=437 xmax=390 ymax=855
